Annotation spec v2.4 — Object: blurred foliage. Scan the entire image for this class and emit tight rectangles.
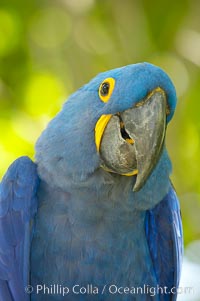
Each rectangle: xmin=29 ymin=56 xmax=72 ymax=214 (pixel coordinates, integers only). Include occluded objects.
xmin=1 ymin=0 xmax=200 ymax=247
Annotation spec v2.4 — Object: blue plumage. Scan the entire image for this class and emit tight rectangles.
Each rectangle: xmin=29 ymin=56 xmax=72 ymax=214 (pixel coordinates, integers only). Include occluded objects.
xmin=0 ymin=63 xmax=183 ymax=300
xmin=145 ymin=186 xmax=183 ymax=300
xmin=0 ymin=156 xmax=39 ymax=301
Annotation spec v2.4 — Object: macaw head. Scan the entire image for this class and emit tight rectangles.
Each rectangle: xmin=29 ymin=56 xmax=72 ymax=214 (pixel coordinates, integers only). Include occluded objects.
xmin=36 ymin=63 xmax=176 ymax=191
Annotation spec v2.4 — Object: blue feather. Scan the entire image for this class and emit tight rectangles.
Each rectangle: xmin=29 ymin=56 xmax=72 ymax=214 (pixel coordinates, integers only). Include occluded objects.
xmin=145 ymin=186 xmax=183 ymax=300
xmin=0 ymin=156 xmax=39 ymax=301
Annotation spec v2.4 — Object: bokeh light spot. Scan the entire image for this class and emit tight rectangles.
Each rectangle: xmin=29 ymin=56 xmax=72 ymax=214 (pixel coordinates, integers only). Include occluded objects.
xmin=185 ymin=240 xmax=200 ymax=264
xmin=176 ymin=29 xmax=200 ymax=66
xmin=0 ymin=119 xmax=34 ymax=178
xmin=62 ymin=0 xmax=95 ymax=14
xmin=150 ymin=54 xmax=189 ymax=97
xmin=74 ymin=20 xmax=113 ymax=54
xmin=0 ymin=9 xmax=20 ymax=56
xmin=184 ymin=123 xmax=199 ymax=159
xmin=11 ymin=113 xmax=48 ymax=145
xmin=24 ymin=73 xmax=66 ymax=116
xmin=29 ymin=7 xmax=71 ymax=49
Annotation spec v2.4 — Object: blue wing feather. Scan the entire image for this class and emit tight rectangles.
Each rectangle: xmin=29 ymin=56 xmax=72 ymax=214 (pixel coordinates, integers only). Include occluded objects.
xmin=0 ymin=156 xmax=39 ymax=301
xmin=145 ymin=186 xmax=183 ymax=301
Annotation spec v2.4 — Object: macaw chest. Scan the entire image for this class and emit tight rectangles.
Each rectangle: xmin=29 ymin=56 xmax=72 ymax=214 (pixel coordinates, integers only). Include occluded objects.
xmin=31 ymin=182 xmax=158 ymax=300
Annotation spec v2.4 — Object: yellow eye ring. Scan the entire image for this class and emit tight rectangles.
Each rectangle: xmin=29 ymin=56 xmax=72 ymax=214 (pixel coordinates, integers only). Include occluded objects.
xmin=98 ymin=77 xmax=115 ymax=103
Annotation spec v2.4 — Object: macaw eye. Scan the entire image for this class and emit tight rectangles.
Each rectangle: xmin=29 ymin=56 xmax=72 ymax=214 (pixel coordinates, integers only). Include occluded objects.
xmin=100 ymin=82 xmax=110 ymax=96
xmin=99 ymin=77 xmax=115 ymax=103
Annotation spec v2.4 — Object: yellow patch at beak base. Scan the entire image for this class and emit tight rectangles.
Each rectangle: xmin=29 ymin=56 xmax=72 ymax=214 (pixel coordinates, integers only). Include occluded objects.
xmin=121 ymin=169 xmax=138 ymax=176
xmin=95 ymin=114 xmax=112 ymax=152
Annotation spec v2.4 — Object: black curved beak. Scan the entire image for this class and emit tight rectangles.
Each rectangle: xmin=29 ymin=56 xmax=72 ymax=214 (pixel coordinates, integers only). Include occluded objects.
xmin=121 ymin=89 xmax=167 ymax=191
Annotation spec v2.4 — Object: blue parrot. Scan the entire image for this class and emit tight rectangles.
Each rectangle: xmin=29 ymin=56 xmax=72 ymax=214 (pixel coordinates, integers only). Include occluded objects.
xmin=0 ymin=63 xmax=183 ymax=301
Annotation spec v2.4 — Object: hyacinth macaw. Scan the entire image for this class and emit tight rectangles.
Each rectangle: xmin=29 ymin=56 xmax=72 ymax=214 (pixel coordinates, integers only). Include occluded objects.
xmin=0 ymin=63 xmax=183 ymax=301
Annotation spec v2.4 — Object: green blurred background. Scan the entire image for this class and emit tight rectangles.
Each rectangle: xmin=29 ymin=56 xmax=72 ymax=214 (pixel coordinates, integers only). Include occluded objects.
xmin=0 ymin=0 xmax=200 ymax=288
